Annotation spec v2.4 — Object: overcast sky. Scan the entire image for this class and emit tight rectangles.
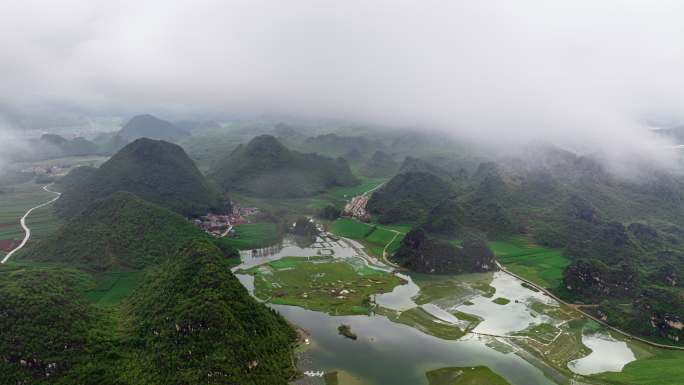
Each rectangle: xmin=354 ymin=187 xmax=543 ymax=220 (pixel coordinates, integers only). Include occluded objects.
xmin=2 ymin=0 xmax=684 ymax=166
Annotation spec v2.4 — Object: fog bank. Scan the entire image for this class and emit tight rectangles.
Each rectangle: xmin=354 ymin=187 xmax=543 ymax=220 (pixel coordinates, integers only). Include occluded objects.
xmin=2 ymin=1 xmax=684 ymax=169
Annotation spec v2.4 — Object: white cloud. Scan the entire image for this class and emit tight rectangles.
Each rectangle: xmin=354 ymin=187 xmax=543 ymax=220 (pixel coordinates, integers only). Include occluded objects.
xmin=1 ymin=0 xmax=684 ymax=167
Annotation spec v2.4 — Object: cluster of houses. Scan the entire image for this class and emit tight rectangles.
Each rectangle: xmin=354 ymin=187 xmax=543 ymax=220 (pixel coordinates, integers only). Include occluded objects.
xmin=342 ymin=195 xmax=370 ymax=221
xmin=193 ymin=204 xmax=258 ymax=237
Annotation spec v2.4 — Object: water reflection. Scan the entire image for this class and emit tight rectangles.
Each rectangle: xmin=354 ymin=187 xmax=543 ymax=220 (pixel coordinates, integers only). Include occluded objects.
xmin=233 ymin=233 xmax=570 ymax=384
xmin=277 ymin=305 xmax=556 ymax=385
xmin=452 ymin=272 xmax=557 ymax=335
xmin=567 ymin=333 xmax=636 ymax=375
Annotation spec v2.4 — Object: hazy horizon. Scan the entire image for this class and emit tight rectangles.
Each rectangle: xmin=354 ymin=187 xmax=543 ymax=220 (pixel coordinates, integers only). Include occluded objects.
xmin=3 ymin=1 xmax=684 ymax=172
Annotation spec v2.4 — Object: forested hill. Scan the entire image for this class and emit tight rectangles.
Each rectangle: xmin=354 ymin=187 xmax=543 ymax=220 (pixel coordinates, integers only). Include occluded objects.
xmin=23 ymin=191 xmax=235 ymax=270
xmin=125 ymin=239 xmax=297 ymax=384
xmin=0 ymin=240 xmax=296 ymax=384
xmin=55 ymin=137 xmax=226 ymax=218
xmin=367 ymin=171 xmax=452 ymax=224
xmin=210 ymin=134 xmax=358 ymax=198
xmin=379 ymin=147 xmax=684 ymax=345
xmin=118 ymin=114 xmax=189 ymax=142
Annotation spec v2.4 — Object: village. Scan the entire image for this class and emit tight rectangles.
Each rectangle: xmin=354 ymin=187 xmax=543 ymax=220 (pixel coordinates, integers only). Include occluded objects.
xmin=193 ymin=203 xmax=258 ymax=237
xmin=342 ymin=194 xmax=370 ymax=221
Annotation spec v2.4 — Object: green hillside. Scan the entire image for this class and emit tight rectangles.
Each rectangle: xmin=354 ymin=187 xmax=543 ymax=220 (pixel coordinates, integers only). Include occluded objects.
xmin=381 ymin=149 xmax=684 ymax=345
xmin=1 ymin=240 xmax=295 ymax=384
xmin=124 ymin=239 xmax=297 ymax=384
xmin=367 ymin=171 xmax=452 ymax=224
xmin=53 ymin=165 xmax=97 ymax=191
xmin=0 ymin=267 xmax=96 ymax=384
xmin=210 ymin=135 xmax=358 ymax=198
xmin=24 ymin=192 xmax=232 ymax=270
xmin=56 ymin=138 xmax=226 ymax=218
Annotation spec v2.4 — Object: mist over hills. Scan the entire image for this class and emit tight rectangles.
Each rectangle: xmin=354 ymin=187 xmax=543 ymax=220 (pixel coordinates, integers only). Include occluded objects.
xmin=373 ymin=144 xmax=684 ymax=342
xmin=56 ymin=138 xmax=226 ymax=218
xmin=119 ymin=114 xmax=189 ymax=142
xmin=360 ymin=150 xmax=399 ymax=178
xmin=210 ymin=134 xmax=358 ymax=198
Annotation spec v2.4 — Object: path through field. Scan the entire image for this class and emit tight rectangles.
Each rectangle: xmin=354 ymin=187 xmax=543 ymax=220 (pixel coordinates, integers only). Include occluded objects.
xmin=1 ymin=184 xmax=61 ymax=264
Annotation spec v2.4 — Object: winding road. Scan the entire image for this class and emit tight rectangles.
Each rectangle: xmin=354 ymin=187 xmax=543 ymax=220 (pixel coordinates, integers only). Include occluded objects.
xmin=1 ymin=184 xmax=61 ymax=264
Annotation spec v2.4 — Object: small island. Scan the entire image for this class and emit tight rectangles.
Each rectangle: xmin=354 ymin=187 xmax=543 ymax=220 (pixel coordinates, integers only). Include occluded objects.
xmin=338 ymin=324 xmax=358 ymax=340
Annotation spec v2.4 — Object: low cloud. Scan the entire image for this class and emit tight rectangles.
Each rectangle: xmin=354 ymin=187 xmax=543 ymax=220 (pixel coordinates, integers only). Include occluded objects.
xmin=2 ymin=0 xmax=684 ymax=170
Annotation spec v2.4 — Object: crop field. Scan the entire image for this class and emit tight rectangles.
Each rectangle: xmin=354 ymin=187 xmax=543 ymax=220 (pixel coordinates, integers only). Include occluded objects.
xmin=23 ymin=204 xmax=62 ymax=243
xmin=222 ymin=222 xmax=280 ymax=249
xmin=594 ymin=344 xmax=684 ymax=385
xmin=323 ymin=177 xmax=386 ymax=204
xmin=228 ymin=177 xmax=386 ymax=213
xmin=330 ymin=218 xmax=410 ymax=258
xmin=241 ymin=256 xmax=403 ymax=315
xmin=12 ymin=155 xmax=109 ymax=171
xmin=0 ymin=182 xmax=62 ymax=258
xmin=488 ymin=236 xmax=569 ymax=289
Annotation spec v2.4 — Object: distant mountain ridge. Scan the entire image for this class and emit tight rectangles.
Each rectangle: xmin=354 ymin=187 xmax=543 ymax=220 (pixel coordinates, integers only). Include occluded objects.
xmin=210 ymin=135 xmax=358 ymax=198
xmin=361 ymin=150 xmax=399 ymax=178
xmin=119 ymin=114 xmax=189 ymax=142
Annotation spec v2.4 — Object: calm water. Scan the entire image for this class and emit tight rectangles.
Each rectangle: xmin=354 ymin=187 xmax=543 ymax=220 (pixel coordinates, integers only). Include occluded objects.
xmin=234 ymin=233 xmax=574 ymax=384
xmin=275 ymin=305 xmax=557 ymax=385
xmin=452 ymin=272 xmax=557 ymax=335
xmin=567 ymin=333 xmax=636 ymax=375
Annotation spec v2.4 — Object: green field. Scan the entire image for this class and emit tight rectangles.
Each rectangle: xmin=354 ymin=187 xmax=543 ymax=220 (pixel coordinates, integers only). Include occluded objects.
xmin=241 ymin=256 xmax=403 ymax=315
xmin=14 ymin=155 xmax=109 ymax=168
xmin=221 ymin=222 xmax=281 ymax=249
xmin=329 ymin=218 xmax=410 ymax=258
xmin=488 ymin=236 xmax=569 ymax=289
xmin=323 ymin=177 xmax=386 ymax=205
xmin=0 ymin=182 xmax=62 ymax=259
xmin=229 ymin=176 xmax=387 ymax=214
xmin=594 ymin=344 xmax=684 ymax=385
xmin=425 ymin=366 xmax=511 ymax=385
xmin=23 ymin=204 xmax=62 ymax=243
